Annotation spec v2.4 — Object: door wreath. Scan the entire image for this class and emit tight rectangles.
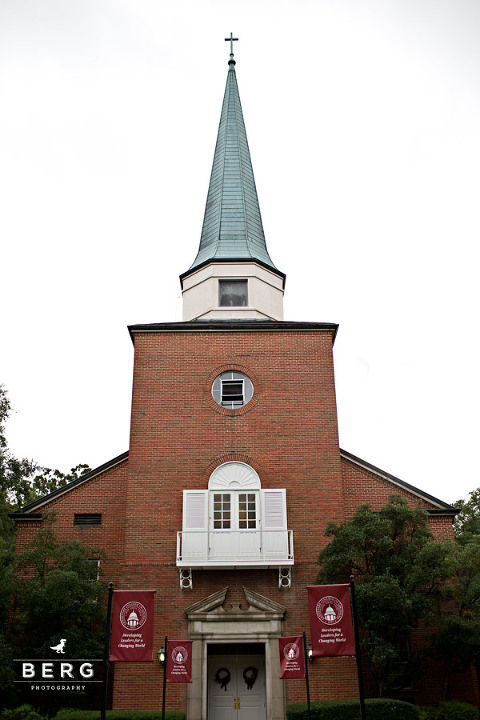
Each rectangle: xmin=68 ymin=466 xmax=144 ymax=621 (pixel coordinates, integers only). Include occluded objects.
xmin=214 ymin=667 xmax=231 ymax=691
xmin=242 ymin=666 xmax=258 ymax=690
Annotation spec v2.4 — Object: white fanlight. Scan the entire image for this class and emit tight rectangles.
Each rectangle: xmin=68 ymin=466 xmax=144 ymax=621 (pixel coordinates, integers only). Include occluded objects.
xmin=208 ymin=462 xmax=261 ymax=489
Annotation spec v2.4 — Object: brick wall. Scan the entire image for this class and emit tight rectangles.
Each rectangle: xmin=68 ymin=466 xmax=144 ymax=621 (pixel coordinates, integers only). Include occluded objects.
xmin=15 ymin=460 xmax=129 ymax=584
xmin=341 ymin=454 xmax=455 ymax=539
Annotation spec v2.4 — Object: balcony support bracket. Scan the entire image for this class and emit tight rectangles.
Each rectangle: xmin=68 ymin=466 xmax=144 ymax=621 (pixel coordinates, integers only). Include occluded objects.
xmin=278 ymin=567 xmax=291 ymax=588
xmin=180 ymin=568 xmax=193 ymax=590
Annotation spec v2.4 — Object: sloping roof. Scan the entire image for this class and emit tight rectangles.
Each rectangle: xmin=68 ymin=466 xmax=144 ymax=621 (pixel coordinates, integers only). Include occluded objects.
xmin=340 ymin=448 xmax=458 ymax=515
xmin=182 ymin=57 xmax=282 ymax=279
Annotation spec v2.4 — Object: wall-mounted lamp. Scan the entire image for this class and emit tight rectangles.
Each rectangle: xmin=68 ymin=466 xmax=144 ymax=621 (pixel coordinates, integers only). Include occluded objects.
xmin=157 ymin=647 xmax=165 ymax=665
xmin=307 ymin=644 xmax=313 ymax=661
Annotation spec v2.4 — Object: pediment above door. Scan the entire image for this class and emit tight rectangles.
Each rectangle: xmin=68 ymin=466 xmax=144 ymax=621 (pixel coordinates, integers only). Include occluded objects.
xmin=185 ymin=586 xmax=286 ymax=623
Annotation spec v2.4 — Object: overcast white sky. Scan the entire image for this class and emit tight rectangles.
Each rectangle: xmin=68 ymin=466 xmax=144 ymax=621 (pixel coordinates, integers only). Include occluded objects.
xmin=1 ymin=0 xmax=479 ymax=506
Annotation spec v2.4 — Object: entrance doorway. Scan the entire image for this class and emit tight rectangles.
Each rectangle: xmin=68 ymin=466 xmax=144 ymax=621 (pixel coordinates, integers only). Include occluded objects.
xmin=208 ymin=644 xmax=266 ymax=720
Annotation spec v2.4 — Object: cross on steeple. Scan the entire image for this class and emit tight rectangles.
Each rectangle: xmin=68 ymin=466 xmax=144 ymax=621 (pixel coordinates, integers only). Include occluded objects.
xmin=225 ymin=33 xmax=239 ymax=60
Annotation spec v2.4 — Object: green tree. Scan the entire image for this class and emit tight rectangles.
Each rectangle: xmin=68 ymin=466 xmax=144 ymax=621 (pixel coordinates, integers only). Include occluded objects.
xmin=432 ymin=488 xmax=480 ymax=699
xmin=21 ymin=464 xmax=92 ymax=509
xmin=0 ymin=534 xmax=15 ymax=703
xmin=11 ymin=521 xmax=106 ymax=658
xmin=316 ymin=495 xmax=451 ymax=697
xmin=454 ymin=488 xmax=480 ymax=545
xmin=433 ymin=546 xmax=480 ymax=698
xmin=0 ymin=386 xmax=37 ymax=539
xmin=0 ymin=385 xmax=38 ymax=705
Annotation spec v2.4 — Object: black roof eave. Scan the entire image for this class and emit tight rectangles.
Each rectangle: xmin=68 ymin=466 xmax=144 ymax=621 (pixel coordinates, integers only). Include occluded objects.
xmin=179 ymin=257 xmax=286 ymax=288
xmin=13 ymin=451 xmax=130 ymax=515
xmin=128 ymin=320 xmax=339 ymax=344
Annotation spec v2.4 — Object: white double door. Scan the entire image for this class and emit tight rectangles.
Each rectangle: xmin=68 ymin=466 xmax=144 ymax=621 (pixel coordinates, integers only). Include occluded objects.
xmin=208 ymin=652 xmax=266 ymax=720
xmin=210 ymin=491 xmax=260 ymax=561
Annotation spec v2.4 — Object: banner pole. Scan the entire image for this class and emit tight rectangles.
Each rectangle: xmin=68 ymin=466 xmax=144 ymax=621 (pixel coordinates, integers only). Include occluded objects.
xmin=162 ymin=635 xmax=168 ymax=720
xmin=302 ymin=631 xmax=311 ymax=720
xmin=349 ymin=576 xmax=366 ymax=720
xmin=101 ymin=582 xmax=114 ymax=720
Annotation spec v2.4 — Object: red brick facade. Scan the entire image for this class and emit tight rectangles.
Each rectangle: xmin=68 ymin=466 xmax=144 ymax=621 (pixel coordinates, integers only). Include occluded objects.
xmin=14 ymin=322 xmax=477 ymax=716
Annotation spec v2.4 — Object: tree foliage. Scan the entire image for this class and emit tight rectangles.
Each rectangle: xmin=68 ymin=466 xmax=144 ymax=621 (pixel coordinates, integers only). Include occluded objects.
xmin=11 ymin=522 xmax=106 ymax=658
xmin=23 ymin=464 xmax=92 ymax=509
xmin=454 ymin=487 xmax=480 ymax=545
xmin=0 ymin=387 xmax=37 ymax=538
xmin=434 ymin=488 xmax=480 ymax=698
xmin=0 ymin=521 xmax=106 ymax=706
xmin=316 ymin=495 xmax=451 ymax=697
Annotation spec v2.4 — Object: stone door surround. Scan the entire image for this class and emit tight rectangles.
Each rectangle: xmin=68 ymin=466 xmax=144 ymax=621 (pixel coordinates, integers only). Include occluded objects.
xmin=185 ymin=587 xmax=287 ymax=720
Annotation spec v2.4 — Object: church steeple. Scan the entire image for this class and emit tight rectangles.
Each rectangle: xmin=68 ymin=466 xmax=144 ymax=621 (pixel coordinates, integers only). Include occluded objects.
xmin=180 ymin=39 xmax=285 ymax=322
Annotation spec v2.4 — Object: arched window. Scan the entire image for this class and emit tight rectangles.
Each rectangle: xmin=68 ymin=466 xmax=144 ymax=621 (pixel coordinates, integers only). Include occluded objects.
xmin=209 ymin=462 xmax=260 ymax=531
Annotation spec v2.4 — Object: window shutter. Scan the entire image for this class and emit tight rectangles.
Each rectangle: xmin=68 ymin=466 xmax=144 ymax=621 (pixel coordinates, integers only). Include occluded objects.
xmin=183 ymin=490 xmax=208 ymax=531
xmin=261 ymin=489 xmax=287 ymax=530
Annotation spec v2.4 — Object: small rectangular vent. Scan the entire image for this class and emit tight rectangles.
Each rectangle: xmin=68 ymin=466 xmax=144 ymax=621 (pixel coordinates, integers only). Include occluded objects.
xmin=74 ymin=513 xmax=102 ymax=526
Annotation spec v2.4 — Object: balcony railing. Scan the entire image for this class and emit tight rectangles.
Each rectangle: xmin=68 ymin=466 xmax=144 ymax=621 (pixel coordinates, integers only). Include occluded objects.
xmin=176 ymin=529 xmax=294 ymax=568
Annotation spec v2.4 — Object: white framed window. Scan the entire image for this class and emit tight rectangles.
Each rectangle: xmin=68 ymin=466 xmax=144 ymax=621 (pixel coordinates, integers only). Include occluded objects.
xmin=239 ymin=492 xmax=257 ymax=529
xmin=211 ymin=491 xmax=258 ymax=531
xmin=213 ymin=493 xmax=232 ymax=529
xmin=218 ymin=279 xmax=248 ymax=307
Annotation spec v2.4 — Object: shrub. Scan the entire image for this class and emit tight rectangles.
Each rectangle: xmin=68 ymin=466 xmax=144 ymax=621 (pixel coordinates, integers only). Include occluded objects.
xmin=53 ymin=711 xmax=185 ymax=720
xmin=365 ymin=699 xmax=420 ymax=720
xmin=286 ymin=698 xmax=420 ymax=720
xmin=420 ymin=702 xmax=478 ymax=720
xmin=0 ymin=706 xmax=48 ymax=720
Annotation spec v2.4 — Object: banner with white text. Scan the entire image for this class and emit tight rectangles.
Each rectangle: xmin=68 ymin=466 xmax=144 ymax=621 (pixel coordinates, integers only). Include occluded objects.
xmin=307 ymin=584 xmax=355 ymax=657
xmin=110 ymin=590 xmax=155 ymax=662
xmin=166 ymin=641 xmax=192 ymax=683
xmin=279 ymin=635 xmax=305 ymax=679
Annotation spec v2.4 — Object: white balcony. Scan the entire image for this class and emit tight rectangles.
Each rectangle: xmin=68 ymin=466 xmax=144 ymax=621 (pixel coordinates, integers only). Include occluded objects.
xmin=176 ymin=528 xmax=294 ymax=569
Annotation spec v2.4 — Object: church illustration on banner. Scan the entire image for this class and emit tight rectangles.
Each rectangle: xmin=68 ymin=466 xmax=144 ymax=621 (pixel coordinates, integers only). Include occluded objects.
xmin=12 ymin=37 xmax=473 ymax=719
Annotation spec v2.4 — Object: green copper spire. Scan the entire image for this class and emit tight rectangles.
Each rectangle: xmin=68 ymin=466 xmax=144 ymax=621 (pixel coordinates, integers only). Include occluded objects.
xmin=186 ymin=43 xmax=282 ymax=277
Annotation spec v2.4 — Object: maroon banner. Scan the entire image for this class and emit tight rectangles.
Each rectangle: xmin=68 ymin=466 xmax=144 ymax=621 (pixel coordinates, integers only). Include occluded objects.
xmin=279 ymin=635 xmax=305 ymax=678
xmin=166 ymin=640 xmax=192 ymax=683
xmin=110 ymin=590 xmax=155 ymax=662
xmin=307 ymin=585 xmax=355 ymax=657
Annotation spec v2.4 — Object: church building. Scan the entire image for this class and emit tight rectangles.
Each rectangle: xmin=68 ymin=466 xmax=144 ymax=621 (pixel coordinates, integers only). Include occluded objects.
xmin=13 ymin=43 xmax=475 ymax=718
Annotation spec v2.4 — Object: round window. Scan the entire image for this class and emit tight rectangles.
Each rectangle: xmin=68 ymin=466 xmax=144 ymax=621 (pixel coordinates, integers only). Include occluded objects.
xmin=211 ymin=371 xmax=254 ymax=409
